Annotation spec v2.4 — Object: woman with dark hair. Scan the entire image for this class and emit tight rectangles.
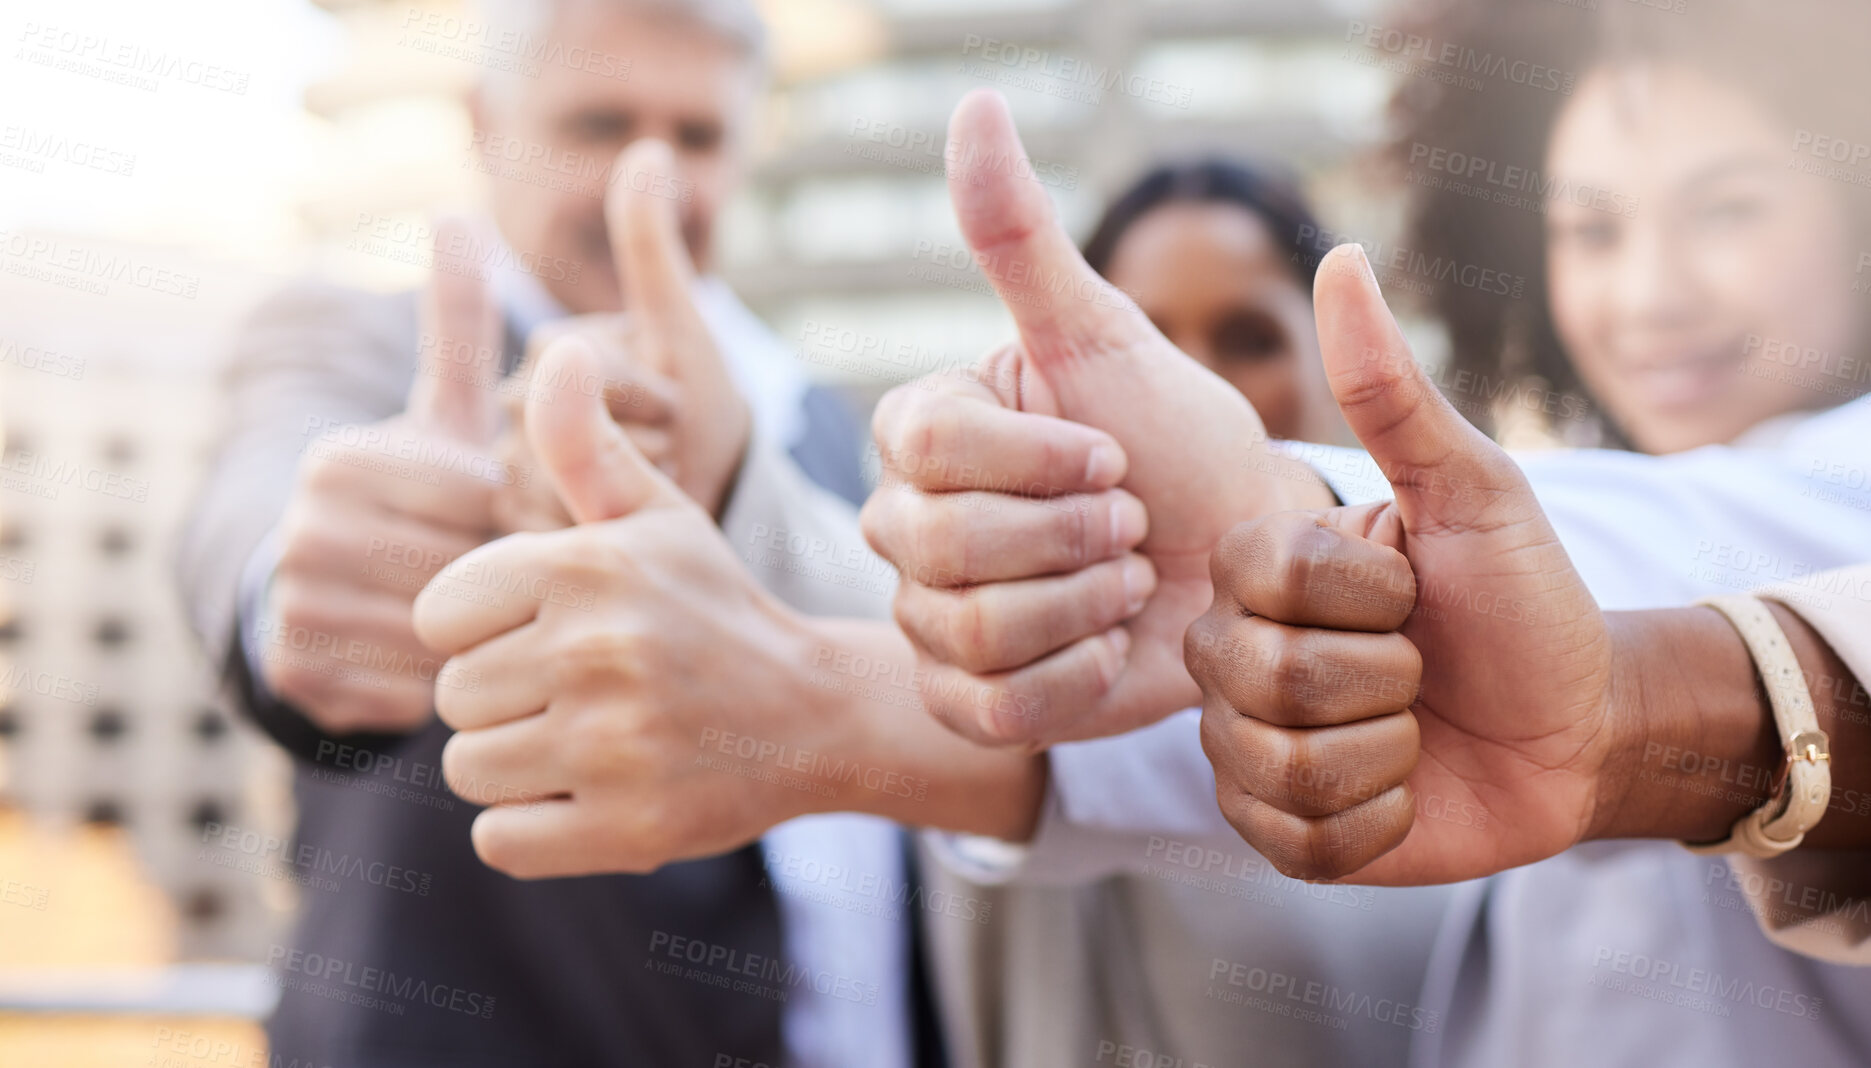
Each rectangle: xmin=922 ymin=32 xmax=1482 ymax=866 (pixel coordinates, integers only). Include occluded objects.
xmin=1384 ymin=0 xmax=1871 ymax=453
xmin=1081 ymin=159 xmax=1347 ymax=445
xmin=1345 ymin=0 xmax=1871 ymax=1063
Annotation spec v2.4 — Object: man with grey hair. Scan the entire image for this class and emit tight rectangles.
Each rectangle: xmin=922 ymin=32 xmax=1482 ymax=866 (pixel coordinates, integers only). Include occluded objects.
xmin=180 ymin=1 xmax=933 ymax=1064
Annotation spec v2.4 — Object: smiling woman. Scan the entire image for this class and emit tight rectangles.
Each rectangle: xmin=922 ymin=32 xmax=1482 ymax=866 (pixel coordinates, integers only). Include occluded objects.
xmin=1386 ymin=0 xmax=1871 ymax=453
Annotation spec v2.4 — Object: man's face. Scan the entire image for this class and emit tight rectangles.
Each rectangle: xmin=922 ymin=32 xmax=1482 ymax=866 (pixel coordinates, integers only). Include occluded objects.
xmin=471 ymin=2 xmax=758 ymax=313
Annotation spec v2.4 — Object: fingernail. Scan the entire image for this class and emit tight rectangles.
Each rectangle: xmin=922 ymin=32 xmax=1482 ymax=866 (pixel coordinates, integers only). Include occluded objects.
xmin=1109 ymin=494 xmax=1148 ymax=550
xmin=1084 ymin=441 xmax=1123 ymax=488
xmin=1121 ymin=555 xmax=1153 ymax=615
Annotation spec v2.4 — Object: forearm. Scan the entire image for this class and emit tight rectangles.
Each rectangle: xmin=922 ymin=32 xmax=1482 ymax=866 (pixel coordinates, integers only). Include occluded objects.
xmin=1590 ymin=604 xmax=1871 ymax=848
xmin=791 ymin=617 xmax=1047 ymax=841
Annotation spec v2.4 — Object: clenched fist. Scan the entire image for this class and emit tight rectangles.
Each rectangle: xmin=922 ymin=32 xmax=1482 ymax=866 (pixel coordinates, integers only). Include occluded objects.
xmin=1187 ymin=244 xmax=1614 ymax=885
xmin=415 ymin=337 xmax=832 ymax=876
xmin=861 ymin=91 xmax=1334 ymax=747
xmin=259 ymin=220 xmax=506 ymax=735
xmin=491 ymin=139 xmax=750 ymax=532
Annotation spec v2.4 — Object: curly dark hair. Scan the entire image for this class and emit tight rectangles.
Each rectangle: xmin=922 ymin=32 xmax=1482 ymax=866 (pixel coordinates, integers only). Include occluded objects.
xmin=1381 ymin=0 xmax=1871 ymax=444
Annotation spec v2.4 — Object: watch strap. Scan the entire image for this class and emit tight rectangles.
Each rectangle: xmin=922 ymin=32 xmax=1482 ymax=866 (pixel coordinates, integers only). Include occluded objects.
xmin=1682 ymin=595 xmax=1830 ymax=858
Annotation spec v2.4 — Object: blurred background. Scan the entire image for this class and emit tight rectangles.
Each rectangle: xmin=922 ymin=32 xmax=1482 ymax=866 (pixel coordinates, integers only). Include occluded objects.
xmin=0 ymin=0 xmax=1406 ymax=1061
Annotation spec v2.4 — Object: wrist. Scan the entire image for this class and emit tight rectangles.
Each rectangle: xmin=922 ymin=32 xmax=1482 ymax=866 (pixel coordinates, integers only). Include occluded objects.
xmin=748 ymin=606 xmax=858 ymax=823
xmin=1587 ymin=609 xmax=1781 ymax=843
xmin=788 ymin=617 xmax=1048 ymax=837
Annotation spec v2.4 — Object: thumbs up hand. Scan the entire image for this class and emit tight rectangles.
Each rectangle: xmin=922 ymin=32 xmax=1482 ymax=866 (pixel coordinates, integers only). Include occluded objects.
xmin=489 ymin=139 xmax=749 ymax=533
xmin=413 ymin=337 xmax=823 ymax=878
xmin=1187 ymin=245 xmax=1613 ymax=885
xmin=862 ymin=91 xmax=1336 ymax=746
xmin=260 ymin=219 xmax=509 ymax=734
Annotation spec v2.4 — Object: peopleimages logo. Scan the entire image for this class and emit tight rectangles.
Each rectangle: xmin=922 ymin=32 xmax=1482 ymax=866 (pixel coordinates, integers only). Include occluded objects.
xmin=0 ymin=447 xmax=151 ymax=502
xmin=201 ymin=821 xmax=434 ymax=897
xmin=15 ymin=22 xmax=251 ymax=95
xmin=348 ymin=213 xmax=583 ymax=285
xmin=268 ymin=945 xmax=495 ymax=1019
xmin=1292 ymin=227 xmax=1526 ymax=300
xmin=647 ymin=931 xmax=880 ymax=1006
xmin=0 ymin=124 xmax=137 ymax=177
xmin=1342 ymin=21 xmax=1575 ymax=95
xmin=959 ymin=35 xmax=1194 ymax=109
xmin=1206 ymin=958 xmax=1441 ymax=1033
xmin=1590 ymin=945 xmax=1824 ymax=1020
xmin=0 ymin=664 xmax=99 ymax=707
xmin=399 ymin=7 xmax=633 ymax=80
xmin=0 ymin=231 xmax=200 ymax=299
xmin=1407 ymin=141 xmax=1638 ymax=217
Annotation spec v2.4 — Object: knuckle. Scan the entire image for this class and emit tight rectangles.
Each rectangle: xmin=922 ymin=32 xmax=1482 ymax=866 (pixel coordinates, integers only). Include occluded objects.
xmin=550 ymin=629 xmax=637 ymax=690
xmin=1246 ymin=621 xmax=1292 ymax=693
xmin=270 ymin=584 xmax=312 ymax=630
xmin=1059 ymin=499 xmax=1094 ymax=568
xmin=1278 ymin=523 xmax=1343 ymax=617
xmin=974 ymin=696 xmax=1042 ymax=747
xmin=1263 ymin=632 xmax=1323 ymax=722
xmin=440 ymin=733 xmax=477 ymax=795
xmin=1300 ymin=824 xmax=1368 ymax=882
xmin=920 ymin=691 xmax=966 ymax=735
xmin=875 ymin=385 xmax=941 ymax=469
xmin=1270 ymin=831 xmax=1337 ymax=881
xmin=552 ymin=536 xmax=629 ymax=592
xmin=432 ymin=668 xmax=469 ymax=726
xmin=1187 ymin=605 xmax=1252 ymax=679
xmin=1253 ymin=726 xmax=1304 ymax=793
xmin=562 ymin=715 xmax=629 ymax=781
xmin=940 ymin=591 xmax=998 ymax=673
xmin=1211 ymin=520 xmax=1263 ymax=582
xmin=910 ymin=500 xmax=968 ymax=583
xmin=1183 ymin=615 xmax=1216 ymax=678
xmin=915 ymin=670 xmax=971 ymax=734
xmin=870 ymin=387 xmax=909 ymax=452
xmin=301 ymin=450 xmax=350 ymax=494
xmin=891 ymin=589 xmax=934 ymax=649
xmin=469 ymin=816 xmax=524 ymax=876
xmin=1215 ymin=791 xmax=1316 ymax=881
xmin=272 ymin=518 xmax=326 ymax=576
xmin=1197 ymin=701 xmax=1244 ymax=773
xmin=858 ymin=492 xmax=898 ymax=561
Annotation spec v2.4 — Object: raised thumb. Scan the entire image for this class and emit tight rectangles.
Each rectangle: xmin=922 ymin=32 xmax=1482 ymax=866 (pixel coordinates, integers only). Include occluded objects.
xmin=944 ymin=90 xmax=1144 ymax=362
xmin=526 ymin=335 xmax=683 ymax=524
xmin=1314 ymin=243 xmax=1521 ymax=524
xmin=408 ymin=216 xmax=504 ymax=442
xmin=606 ymin=138 xmax=707 ymax=381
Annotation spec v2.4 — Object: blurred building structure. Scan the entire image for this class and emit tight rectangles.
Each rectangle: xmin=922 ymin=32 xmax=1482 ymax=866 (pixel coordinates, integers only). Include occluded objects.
xmin=0 ymin=251 xmax=291 ymax=963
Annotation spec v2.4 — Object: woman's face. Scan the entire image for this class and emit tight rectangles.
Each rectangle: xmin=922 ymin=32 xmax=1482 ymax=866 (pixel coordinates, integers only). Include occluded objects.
xmin=1102 ymin=201 xmax=1337 ymax=443
xmin=1544 ymin=63 xmax=1862 ymax=453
